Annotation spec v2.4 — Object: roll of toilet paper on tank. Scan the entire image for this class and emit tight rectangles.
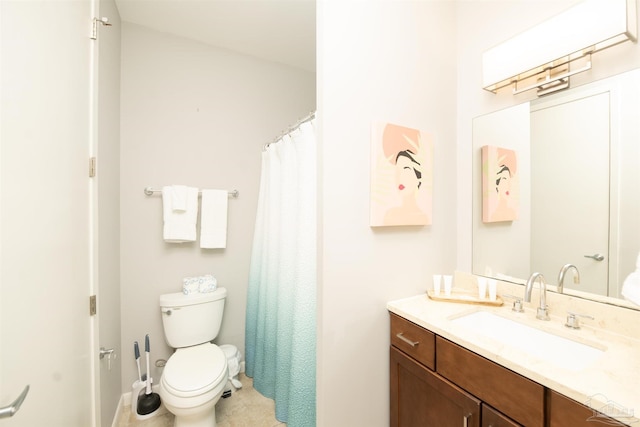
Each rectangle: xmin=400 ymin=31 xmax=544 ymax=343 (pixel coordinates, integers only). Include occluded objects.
xmin=182 ymin=274 xmax=218 ymax=294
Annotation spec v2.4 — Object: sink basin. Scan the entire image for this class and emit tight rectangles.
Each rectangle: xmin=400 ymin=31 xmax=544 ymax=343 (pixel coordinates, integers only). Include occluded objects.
xmin=450 ymin=311 xmax=605 ymax=371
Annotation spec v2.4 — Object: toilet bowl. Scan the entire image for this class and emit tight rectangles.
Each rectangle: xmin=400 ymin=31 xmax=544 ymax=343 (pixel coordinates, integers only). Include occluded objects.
xmin=158 ymin=288 xmax=229 ymax=427
xmin=159 ymin=343 xmax=228 ymax=427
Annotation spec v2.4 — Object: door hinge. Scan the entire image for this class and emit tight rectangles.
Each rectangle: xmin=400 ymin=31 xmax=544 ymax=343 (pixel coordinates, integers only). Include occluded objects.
xmin=89 ymin=295 xmax=97 ymax=316
xmin=89 ymin=157 xmax=96 ymax=177
xmin=91 ymin=17 xmax=112 ymax=40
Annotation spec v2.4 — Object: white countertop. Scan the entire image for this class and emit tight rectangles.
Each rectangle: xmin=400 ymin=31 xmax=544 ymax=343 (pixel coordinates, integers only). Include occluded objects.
xmin=387 ymin=291 xmax=640 ymax=425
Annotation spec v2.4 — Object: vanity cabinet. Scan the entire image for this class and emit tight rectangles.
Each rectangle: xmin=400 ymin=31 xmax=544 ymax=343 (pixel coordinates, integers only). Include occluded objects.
xmin=390 ymin=313 xmax=631 ymax=427
xmin=390 ymin=313 xmax=518 ymax=427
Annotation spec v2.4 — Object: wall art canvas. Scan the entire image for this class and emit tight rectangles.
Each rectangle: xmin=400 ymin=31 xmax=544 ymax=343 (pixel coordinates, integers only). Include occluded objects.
xmin=482 ymin=145 xmax=519 ymax=223
xmin=370 ymin=122 xmax=433 ymax=227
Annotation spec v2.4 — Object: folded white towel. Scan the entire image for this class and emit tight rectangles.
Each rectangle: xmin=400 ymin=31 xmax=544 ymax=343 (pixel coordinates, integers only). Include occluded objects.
xmin=169 ymin=185 xmax=188 ymax=212
xmin=162 ymin=186 xmax=198 ymax=243
xmin=200 ymin=189 xmax=228 ymax=249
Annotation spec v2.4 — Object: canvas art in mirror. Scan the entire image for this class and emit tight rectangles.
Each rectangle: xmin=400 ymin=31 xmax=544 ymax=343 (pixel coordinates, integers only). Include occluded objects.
xmin=482 ymin=145 xmax=519 ymax=223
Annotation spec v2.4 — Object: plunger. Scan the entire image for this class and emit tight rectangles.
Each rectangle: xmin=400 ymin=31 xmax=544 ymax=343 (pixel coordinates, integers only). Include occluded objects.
xmin=137 ymin=334 xmax=161 ymax=415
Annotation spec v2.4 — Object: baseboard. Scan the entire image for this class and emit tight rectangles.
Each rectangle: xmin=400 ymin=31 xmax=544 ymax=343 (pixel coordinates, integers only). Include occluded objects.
xmin=111 ymin=394 xmax=125 ymax=427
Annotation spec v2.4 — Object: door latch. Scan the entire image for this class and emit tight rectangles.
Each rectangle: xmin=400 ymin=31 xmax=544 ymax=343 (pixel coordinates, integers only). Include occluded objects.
xmin=100 ymin=347 xmax=117 ymax=371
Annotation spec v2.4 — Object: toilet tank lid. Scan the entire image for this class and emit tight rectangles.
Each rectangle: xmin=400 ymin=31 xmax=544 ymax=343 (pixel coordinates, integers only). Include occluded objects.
xmin=159 ymin=287 xmax=227 ymax=307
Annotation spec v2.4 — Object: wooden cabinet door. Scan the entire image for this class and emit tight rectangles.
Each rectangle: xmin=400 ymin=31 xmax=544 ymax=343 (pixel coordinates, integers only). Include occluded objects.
xmin=482 ymin=403 xmax=522 ymax=427
xmin=391 ymin=346 xmax=481 ymax=427
xmin=547 ymin=390 xmax=632 ymax=427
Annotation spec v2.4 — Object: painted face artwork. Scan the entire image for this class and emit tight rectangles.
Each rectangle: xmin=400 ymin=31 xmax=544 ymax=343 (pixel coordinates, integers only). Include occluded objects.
xmin=395 ymin=150 xmax=422 ymax=192
xmin=495 ymin=164 xmax=511 ymax=197
xmin=370 ymin=122 xmax=433 ymax=227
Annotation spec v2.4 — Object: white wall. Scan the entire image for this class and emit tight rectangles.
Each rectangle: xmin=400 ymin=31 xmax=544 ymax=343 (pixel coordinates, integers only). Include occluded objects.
xmin=317 ymin=2 xmax=457 ymax=425
xmin=119 ymin=23 xmax=315 ymax=392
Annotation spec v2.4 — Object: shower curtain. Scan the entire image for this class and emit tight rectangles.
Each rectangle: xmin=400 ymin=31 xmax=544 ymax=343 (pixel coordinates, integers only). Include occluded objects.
xmin=245 ymin=116 xmax=316 ymax=427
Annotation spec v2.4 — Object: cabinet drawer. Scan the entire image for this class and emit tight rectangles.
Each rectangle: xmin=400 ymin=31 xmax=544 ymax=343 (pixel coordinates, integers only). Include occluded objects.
xmin=390 ymin=313 xmax=435 ymax=370
xmin=436 ymin=336 xmax=544 ymax=427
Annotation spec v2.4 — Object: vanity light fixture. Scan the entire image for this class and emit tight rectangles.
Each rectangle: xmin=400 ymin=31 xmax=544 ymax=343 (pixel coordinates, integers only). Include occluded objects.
xmin=482 ymin=0 xmax=637 ymax=96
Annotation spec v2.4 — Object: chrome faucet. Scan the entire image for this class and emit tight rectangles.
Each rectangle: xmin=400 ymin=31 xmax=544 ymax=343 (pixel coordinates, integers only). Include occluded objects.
xmin=557 ymin=264 xmax=580 ymax=294
xmin=524 ymin=272 xmax=550 ymax=320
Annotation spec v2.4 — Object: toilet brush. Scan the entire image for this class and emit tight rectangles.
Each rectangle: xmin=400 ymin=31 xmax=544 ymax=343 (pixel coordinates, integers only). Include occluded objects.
xmin=137 ymin=334 xmax=161 ymax=415
xmin=131 ymin=342 xmax=146 ymax=413
xmin=134 ymin=341 xmax=142 ymax=384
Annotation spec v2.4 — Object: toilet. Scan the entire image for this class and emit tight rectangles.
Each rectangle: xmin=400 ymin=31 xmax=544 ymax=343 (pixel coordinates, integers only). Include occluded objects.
xmin=159 ymin=288 xmax=229 ymax=427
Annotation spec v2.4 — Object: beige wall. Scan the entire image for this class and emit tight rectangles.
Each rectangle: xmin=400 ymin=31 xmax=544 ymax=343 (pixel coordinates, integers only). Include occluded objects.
xmin=97 ymin=0 xmax=122 ymax=423
xmin=317 ymin=2 xmax=458 ymax=425
xmin=119 ymin=23 xmax=316 ymax=392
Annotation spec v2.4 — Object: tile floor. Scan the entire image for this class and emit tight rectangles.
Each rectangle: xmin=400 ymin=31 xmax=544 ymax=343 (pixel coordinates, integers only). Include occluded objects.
xmin=117 ymin=374 xmax=285 ymax=427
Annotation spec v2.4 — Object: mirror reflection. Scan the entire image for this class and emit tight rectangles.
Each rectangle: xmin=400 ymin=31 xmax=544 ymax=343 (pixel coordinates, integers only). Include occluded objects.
xmin=472 ymin=68 xmax=640 ymax=308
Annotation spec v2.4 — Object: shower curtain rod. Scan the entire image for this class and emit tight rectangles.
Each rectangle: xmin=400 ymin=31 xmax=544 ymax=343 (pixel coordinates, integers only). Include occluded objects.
xmin=264 ymin=111 xmax=316 ymax=150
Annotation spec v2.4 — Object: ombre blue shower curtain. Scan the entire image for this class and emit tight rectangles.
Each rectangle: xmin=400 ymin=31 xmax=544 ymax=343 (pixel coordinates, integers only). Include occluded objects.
xmin=245 ymin=116 xmax=316 ymax=427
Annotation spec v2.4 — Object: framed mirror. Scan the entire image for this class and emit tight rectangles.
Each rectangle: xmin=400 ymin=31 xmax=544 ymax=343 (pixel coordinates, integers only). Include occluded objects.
xmin=472 ymin=68 xmax=640 ymax=309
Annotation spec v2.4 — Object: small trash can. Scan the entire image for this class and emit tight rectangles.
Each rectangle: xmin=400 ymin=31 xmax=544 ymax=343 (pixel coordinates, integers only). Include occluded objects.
xmin=220 ymin=344 xmax=243 ymax=397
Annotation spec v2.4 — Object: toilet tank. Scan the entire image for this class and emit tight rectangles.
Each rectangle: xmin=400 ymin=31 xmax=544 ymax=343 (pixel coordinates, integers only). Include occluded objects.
xmin=159 ymin=287 xmax=227 ymax=348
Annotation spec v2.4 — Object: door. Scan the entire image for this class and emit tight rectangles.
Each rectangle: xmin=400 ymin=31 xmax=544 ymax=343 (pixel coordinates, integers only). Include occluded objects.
xmin=530 ymin=91 xmax=610 ymax=296
xmin=95 ymin=0 xmax=122 ymax=425
xmin=391 ymin=347 xmax=481 ymax=427
xmin=1 ymin=1 xmax=93 ymax=425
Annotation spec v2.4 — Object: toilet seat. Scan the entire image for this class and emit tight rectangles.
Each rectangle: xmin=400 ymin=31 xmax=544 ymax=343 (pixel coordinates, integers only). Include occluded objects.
xmin=162 ymin=343 xmax=227 ymax=398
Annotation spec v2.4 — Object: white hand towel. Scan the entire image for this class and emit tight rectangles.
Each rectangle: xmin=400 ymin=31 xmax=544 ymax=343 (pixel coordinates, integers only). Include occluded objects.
xmin=162 ymin=185 xmax=198 ymax=242
xmin=169 ymin=185 xmax=188 ymax=212
xmin=200 ymin=189 xmax=228 ymax=249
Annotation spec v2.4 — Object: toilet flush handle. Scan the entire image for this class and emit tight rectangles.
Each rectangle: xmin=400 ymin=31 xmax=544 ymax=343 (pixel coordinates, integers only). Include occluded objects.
xmin=161 ymin=307 xmax=179 ymax=316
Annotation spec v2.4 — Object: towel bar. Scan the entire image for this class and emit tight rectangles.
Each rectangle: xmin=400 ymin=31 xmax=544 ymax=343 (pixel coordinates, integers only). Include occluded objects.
xmin=144 ymin=187 xmax=239 ymax=198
